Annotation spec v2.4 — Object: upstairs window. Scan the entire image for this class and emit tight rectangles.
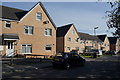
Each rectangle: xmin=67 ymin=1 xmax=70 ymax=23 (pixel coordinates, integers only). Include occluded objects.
xmin=75 ymin=38 xmax=79 ymax=42
xmin=24 ymin=26 xmax=34 ymax=35
xmin=36 ymin=12 xmax=42 ymax=20
xmin=44 ymin=28 xmax=52 ymax=36
xmin=67 ymin=37 xmax=71 ymax=42
xmin=72 ymin=30 xmax=75 ymax=34
xmin=5 ymin=21 xmax=11 ymax=28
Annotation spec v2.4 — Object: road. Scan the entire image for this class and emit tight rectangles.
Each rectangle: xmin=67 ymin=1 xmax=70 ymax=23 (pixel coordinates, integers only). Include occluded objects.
xmin=2 ymin=55 xmax=120 ymax=79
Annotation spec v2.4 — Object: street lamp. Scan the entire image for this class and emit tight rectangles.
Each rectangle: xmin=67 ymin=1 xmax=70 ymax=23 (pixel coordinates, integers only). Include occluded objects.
xmin=94 ymin=27 xmax=99 ymax=35
xmin=94 ymin=26 xmax=99 ymax=49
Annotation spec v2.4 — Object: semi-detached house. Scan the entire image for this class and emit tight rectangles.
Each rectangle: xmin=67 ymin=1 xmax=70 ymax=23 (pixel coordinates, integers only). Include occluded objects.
xmin=0 ymin=2 xmax=56 ymax=57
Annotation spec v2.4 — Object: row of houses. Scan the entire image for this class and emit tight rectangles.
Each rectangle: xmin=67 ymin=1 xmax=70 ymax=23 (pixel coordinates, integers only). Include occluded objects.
xmin=56 ymin=24 xmax=120 ymax=53
xmin=0 ymin=2 xmax=120 ymax=57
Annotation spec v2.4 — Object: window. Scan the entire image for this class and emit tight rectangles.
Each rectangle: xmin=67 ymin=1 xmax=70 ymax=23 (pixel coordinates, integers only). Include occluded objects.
xmin=5 ymin=21 xmax=11 ymax=28
xmin=45 ymin=44 xmax=52 ymax=51
xmin=72 ymin=30 xmax=75 ymax=34
xmin=24 ymin=26 xmax=34 ymax=35
xmin=67 ymin=37 xmax=71 ymax=42
xmin=44 ymin=28 xmax=52 ymax=36
xmin=36 ymin=12 xmax=42 ymax=20
xmin=75 ymin=38 xmax=79 ymax=42
xmin=66 ymin=47 xmax=70 ymax=51
xmin=22 ymin=44 xmax=32 ymax=54
xmin=80 ymin=40 xmax=84 ymax=44
xmin=75 ymin=47 xmax=79 ymax=51
xmin=104 ymin=44 xmax=106 ymax=46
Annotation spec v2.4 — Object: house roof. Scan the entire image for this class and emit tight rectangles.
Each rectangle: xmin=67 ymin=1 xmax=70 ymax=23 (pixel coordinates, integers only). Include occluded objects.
xmin=108 ymin=37 xmax=118 ymax=44
xmin=0 ymin=5 xmax=28 ymax=20
xmin=0 ymin=2 xmax=56 ymax=29
xmin=78 ymin=32 xmax=102 ymax=42
xmin=97 ymin=35 xmax=107 ymax=42
xmin=57 ymin=24 xmax=73 ymax=37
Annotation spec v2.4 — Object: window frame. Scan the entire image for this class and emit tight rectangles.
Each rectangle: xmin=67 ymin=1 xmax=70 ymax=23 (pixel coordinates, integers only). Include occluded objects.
xmin=24 ymin=25 xmax=34 ymax=35
xmin=36 ymin=12 xmax=42 ymax=20
xmin=44 ymin=28 xmax=52 ymax=36
xmin=5 ymin=21 xmax=11 ymax=29
xmin=21 ymin=44 xmax=32 ymax=54
xmin=75 ymin=38 xmax=79 ymax=42
xmin=45 ymin=44 xmax=52 ymax=51
xmin=72 ymin=30 xmax=75 ymax=34
xmin=75 ymin=47 xmax=79 ymax=51
xmin=67 ymin=37 xmax=71 ymax=42
xmin=66 ymin=47 xmax=70 ymax=51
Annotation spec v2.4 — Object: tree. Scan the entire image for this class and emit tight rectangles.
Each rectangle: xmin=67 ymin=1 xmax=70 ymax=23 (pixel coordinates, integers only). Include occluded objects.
xmin=106 ymin=1 xmax=120 ymax=37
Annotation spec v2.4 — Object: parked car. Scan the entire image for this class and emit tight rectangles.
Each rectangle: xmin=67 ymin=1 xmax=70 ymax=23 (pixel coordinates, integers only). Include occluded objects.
xmin=104 ymin=51 xmax=116 ymax=55
xmin=52 ymin=52 xmax=86 ymax=69
xmin=91 ymin=49 xmax=103 ymax=56
xmin=84 ymin=49 xmax=102 ymax=57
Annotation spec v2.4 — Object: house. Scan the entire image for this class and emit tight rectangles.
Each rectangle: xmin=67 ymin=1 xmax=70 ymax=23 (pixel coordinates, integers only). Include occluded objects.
xmin=116 ymin=38 xmax=120 ymax=53
xmin=0 ymin=2 xmax=56 ymax=57
xmin=108 ymin=37 xmax=120 ymax=52
xmin=56 ymin=24 xmax=80 ymax=53
xmin=97 ymin=35 xmax=110 ymax=51
xmin=78 ymin=32 xmax=102 ymax=53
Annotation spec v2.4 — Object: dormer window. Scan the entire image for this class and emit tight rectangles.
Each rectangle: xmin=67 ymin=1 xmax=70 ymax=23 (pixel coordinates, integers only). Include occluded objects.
xmin=36 ymin=12 xmax=42 ymax=20
xmin=5 ymin=21 xmax=11 ymax=28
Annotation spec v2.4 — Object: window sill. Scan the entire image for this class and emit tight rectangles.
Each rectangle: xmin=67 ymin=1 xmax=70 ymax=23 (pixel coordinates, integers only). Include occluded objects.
xmin=22 ymin=53 xmax=32 ymax=54
xmin=45 ymin=50 xmax=52 ymax=52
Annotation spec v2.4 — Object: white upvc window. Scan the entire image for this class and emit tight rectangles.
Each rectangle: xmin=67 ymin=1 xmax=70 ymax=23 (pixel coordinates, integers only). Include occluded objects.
xmin=5 ymin=21 xmax=11 ymax=28
xmin=75 ymin=47 xmax=79 ymax=51
xmin=75 ymin=38 xmax=79 ymax=42
xmin=36 ymin=12 xmax=42 ymax=20
xmin=66 ymin=47 xmax=70 ymax=51
xmin=44 ymin=28 xmax=52 ymax=36
xmin=80 ymin=40 xmax=84 ymax=44
xmin=24 ymin=26 xmax=34 ymax=35
xmin=22 ymin=44 xmax=32 ymax=54
xmin=72 ymin=30 xmax=75 ymax=34
xmin=67 ymin=37 xmax=71 ymax=42
xmin=45 ymin=44 xmax=52 ymax=51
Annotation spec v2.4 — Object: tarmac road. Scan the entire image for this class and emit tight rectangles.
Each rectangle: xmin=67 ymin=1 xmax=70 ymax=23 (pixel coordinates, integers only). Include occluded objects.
xmin=2 ymin=55 xmax=120 ymax=79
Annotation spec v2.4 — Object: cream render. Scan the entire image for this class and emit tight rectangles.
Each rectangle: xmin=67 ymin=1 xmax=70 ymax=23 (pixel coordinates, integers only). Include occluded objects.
xmin=1 ymin=3 xmax=56 ymax=57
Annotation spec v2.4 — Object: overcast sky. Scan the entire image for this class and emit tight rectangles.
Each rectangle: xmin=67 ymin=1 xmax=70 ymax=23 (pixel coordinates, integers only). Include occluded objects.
xmin=1 ymin=2 xmax=115 ymax=36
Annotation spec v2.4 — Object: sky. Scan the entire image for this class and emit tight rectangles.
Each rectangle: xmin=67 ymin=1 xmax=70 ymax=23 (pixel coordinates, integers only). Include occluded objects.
xmin=1 ymin=2 xmax=115 ymax=36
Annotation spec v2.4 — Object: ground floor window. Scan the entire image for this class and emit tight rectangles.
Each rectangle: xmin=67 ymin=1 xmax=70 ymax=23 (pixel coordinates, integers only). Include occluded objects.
xmin=66 ymin=47 xmax=70 ymax=51
xmin=22 ymin=44 xmax=32 ymax=54
xmin=75 ymin=47 xmax=79 ymax=51
xmin=45 ymin=44 xmax=52 ymax=51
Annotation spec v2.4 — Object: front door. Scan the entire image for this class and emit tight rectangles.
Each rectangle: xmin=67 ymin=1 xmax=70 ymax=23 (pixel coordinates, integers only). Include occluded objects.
xmin=6 ymin=41 xmax=14 ymax=57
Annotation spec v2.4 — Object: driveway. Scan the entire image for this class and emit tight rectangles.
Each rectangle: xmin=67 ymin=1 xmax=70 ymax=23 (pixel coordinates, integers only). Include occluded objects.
xmin=2 ymin=55 xmax=120 ymax=79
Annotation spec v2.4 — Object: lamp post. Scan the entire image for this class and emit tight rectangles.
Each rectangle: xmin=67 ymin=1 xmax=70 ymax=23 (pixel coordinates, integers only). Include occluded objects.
xmin=94 ymin=27 xmax=98 ymax=35
xmin=94 ymin=27 xmax=98 ymax=49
